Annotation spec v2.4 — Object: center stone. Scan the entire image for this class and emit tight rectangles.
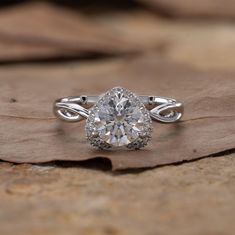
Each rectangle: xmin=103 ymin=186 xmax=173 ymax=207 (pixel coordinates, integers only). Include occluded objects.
xmin=86 ymin=87 xmax=152 ymax=149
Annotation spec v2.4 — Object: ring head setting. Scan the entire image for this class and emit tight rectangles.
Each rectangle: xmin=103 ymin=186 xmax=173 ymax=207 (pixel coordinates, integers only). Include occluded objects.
xmin=85 ymin=87 xmax=152 ymax=150
xmin=54 ymin=86 xmax=184 ymax=150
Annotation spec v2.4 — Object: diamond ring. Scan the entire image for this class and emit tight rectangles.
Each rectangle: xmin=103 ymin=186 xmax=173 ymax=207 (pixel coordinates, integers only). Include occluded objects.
xmin=53 ymin=87 xmax=184 ymax=150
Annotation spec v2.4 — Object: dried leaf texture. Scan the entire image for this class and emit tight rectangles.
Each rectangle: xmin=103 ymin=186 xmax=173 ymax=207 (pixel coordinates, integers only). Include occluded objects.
xmin=0 ymin=2 xmax=137 ymax=62
xmin=138 ymin=0 xmax=235 ymax=18
xmin=0 ymin=56 xmax=234 ymax=170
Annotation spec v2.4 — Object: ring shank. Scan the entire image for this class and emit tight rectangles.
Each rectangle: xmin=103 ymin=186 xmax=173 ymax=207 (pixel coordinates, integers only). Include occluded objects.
xmin=57 ymin=95 xmax=177 ymax=107
xmin=54 ymin=95 xmax=184 ymax=123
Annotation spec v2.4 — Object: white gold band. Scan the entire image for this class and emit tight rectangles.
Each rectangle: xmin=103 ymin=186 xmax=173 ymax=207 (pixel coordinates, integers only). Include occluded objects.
xmin=54 ymin=95 xmax=184 ymax=123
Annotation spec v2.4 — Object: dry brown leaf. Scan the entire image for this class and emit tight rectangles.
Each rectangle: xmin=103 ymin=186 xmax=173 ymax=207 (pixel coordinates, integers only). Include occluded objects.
xmin=93 ymin=11 xmax=235 ymax=71
xmin=138 ymin=0 xmax=235 ymax=18
xmin=0 ymin=2 xmax=138 ymax=61
xmin=0 ymin=156 xmax=235 ymax=235
xmin=0 ymin=55 xmax=234 ymax=170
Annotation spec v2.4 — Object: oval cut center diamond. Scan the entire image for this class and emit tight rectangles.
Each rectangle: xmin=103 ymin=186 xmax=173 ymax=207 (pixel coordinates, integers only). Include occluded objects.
xmin=86 ymin=87 xmax=152 ymax=149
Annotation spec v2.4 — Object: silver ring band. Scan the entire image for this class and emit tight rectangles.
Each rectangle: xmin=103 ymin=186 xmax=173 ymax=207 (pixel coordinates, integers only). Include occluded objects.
xmin=54 ymin=95 xmax=183 ymax=123
xmin=53 ymin=87 xmax=184 ymax=149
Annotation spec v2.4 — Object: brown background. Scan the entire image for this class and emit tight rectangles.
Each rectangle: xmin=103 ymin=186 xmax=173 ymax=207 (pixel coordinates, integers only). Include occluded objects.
xmin=0 ymin=1 xmax=234 ymax=235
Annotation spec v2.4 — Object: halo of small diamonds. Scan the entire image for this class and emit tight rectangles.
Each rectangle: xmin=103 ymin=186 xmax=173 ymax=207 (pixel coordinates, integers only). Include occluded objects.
xmin=85 ymin=87 xmax=152 ymax=150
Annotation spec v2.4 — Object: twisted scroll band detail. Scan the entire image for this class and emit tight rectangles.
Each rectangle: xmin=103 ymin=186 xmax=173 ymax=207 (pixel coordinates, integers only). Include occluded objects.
xmin=54 ymin=95 xmax=184 ymax=123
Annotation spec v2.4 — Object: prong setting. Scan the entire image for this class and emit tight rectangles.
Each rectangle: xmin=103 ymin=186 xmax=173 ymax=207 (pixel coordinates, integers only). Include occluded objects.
xmin=85 ymin=87 xmax=152 ymax=150
xmin=54 ymin=87 xmax=183 ymax=150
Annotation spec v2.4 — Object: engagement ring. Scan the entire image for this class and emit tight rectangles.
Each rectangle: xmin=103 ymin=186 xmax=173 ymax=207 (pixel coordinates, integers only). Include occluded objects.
xmin=54 ymin=87 xmax=183 ymax=150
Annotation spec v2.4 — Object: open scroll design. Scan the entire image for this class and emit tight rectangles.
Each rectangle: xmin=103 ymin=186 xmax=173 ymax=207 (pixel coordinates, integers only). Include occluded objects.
xmin=54 ymin=95 xmax=184 ymax=123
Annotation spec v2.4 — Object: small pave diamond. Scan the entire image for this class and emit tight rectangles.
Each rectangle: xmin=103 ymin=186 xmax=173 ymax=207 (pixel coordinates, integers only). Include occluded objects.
xmin=85 ymin=87 xmax=152 ymax=149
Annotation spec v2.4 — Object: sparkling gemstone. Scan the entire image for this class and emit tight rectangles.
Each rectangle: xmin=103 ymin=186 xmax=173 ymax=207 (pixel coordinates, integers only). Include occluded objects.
xmin=85 ymin=87 xmax=152 ymax=149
